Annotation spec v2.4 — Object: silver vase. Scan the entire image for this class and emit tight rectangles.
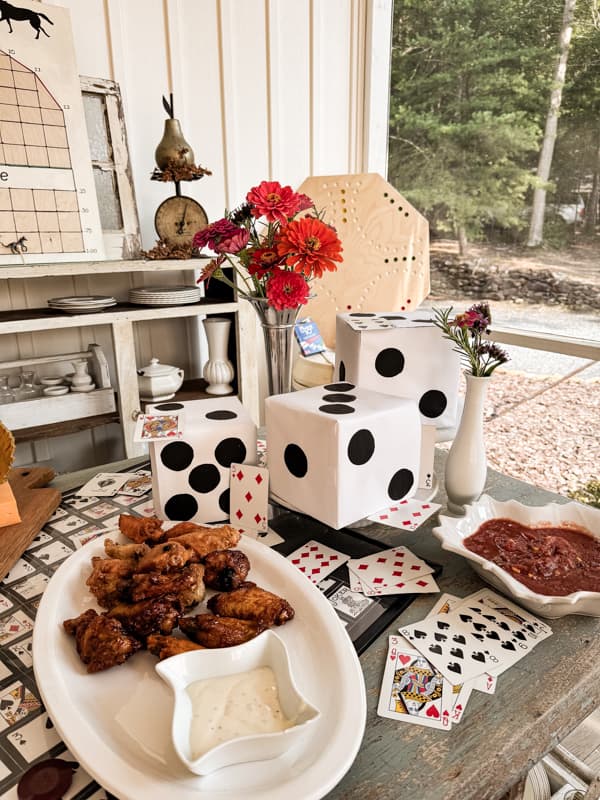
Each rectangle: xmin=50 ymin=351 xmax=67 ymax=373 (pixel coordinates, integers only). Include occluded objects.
xmin=246 ymin=297 xmax=301 ymax=395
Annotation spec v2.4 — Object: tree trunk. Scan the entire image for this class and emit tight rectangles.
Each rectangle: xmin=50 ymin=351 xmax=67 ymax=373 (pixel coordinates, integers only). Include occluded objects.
xmin=527 ymin=0 xmax=577 ymax=247
xmin=457 ymin=226 xmax=469 ymax=257
xmin=584 ymin=130 xmax=600 ymax=234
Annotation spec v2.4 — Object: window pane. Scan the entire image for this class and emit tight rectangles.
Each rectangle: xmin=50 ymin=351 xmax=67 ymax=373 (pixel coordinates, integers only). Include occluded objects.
xmin=83 ymin=92 xmax=112 ymax=161
xmin=93 ymin=167 xmax=123 ymax=230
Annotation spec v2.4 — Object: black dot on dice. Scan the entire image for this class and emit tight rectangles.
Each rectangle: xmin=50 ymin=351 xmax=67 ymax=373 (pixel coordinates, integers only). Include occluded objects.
xmin=381 ymin=315 xmax=406 ymax=321
xmin=375 ymin=348 xmax=405 ymax=377
xmin=347 ymin=429 xmax=375 ymax=465
xmin=160 ymin=441 xmax=194 ymax=471
xmin=419 ymin=390 xmax=447 ymax=418
xmin=388 ymin=469 xmax=415 ymax=501
xmin=153 ymin=402 xmax=184 ymax=411
xmin=339 ymin=360 xmax=346 ymax=381
xmin=322 ymin=393 xmax=356 ymax=403
xmin=349 ymin=312 xmax=376 ymax=317
xmin=323 ymin=382 xmax=355 ymax=392
xmin=218 ymin=489 xmax=230 ymax=514
xmin=206 ymin=410 xmax=238 ymax=420
xmin=319 ymin=404 xmax=355 ymax=415
xmin=215 ymin=437 xmax=247 ymax=467
xmin=188 ymin=464 xmax=220 ymax=493
xmin=284 ymin=443 xmax=308 ymax=478
xmin=164 ymin=493 xmax=198 ymax=521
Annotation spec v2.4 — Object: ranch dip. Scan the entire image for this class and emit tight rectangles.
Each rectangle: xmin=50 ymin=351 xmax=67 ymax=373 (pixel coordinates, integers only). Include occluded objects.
xmin=187 ymin=666 xmax=295 ymax=758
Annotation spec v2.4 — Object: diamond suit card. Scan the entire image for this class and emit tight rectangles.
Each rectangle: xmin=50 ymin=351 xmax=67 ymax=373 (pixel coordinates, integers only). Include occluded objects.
xmin=230 ymin=463 xmax=269 ymax=533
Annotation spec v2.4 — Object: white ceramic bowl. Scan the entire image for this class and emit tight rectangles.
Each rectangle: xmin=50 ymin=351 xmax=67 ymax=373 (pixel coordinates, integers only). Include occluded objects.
xmin=40 ymin=376 xmax=64 ymax=386
xmin=43 ymin=386 xmax=69 ymax=396
xmin=155 ymin=630 xmax=320 ymax=775
xmin=433 ymin=494 xmax=600 ymax=619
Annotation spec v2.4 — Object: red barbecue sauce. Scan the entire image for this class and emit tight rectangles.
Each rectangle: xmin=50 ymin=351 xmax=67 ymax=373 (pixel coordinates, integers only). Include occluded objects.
xmin=464 ymin=518 xmax=600 ymax=596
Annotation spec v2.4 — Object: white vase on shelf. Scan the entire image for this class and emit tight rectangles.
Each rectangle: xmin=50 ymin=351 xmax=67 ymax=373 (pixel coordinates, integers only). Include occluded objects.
xmin=202 ymin=317 xmax=234 ymax=395
xmin=444 ymin=374 xmax=490 ymax=515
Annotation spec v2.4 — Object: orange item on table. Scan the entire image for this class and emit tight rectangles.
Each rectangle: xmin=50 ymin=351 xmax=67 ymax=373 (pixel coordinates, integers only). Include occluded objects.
xmin=0 ymin=481 xmax=21 ymax=527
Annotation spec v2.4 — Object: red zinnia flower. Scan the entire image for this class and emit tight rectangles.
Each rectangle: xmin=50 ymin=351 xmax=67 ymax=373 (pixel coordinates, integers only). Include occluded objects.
xmin=276 ymin=217 xmax=343 ymax=279
xmin=248 ymin=246 xmax=283 ymax=277
xmin=266 ymin=269 xmax=310 ymax=310
xmin=246 ymin=180 xmax=307 ymax=223
xmin=215 ymin=227 xmax=250 ymax=254
xmin=193 ymin=218 xmax=239 ymax=252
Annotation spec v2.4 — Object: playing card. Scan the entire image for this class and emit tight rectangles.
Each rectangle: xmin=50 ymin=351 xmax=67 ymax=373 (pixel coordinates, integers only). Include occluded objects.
xmin=360 ymin=572 xmax=439 ymax=596
xmin=347 ymin=546 xmax=434 ymax=591
xmin=459 ymin=589 xmax=552 ymax=644
xmin=119 ymin=474 xmax=153 ymax=497
xmin=286 ymin=540 xmax=349 ymax=584
xmin=377 ymin=636 xmax=453 ymax=730
xmin=240 ymin=527 xmax=284 ymax=547
xmin=76 ymin=472 xmax=131 ymax=497
xmin=229 ymin=463 xmax=269 ymax=532
xmin=133 ymin=413 xmax=184 ymax=442
xmin=418 ymin=424 xmax=436 ymax=490
xmin=450 ymin=679 xmax=475 ymax=724
xmin=367 ymin=500 xmax=441 ymax=531
xmin=347 ymin=566 xmax=364 ymax=593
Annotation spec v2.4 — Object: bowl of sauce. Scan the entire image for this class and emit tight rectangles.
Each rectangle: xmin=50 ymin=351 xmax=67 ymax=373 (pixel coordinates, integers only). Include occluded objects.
xmin=155 ymin=630 xmax=320 ymax=775
xmin=433 ymin=495 xmax=600 ymax=618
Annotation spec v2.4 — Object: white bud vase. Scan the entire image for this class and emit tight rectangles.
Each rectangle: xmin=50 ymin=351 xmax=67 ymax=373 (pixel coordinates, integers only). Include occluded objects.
xmin=444 ymin=374 xmax=490 ymax=515
xmin=202 ymin=317 xmax=234 ymax=395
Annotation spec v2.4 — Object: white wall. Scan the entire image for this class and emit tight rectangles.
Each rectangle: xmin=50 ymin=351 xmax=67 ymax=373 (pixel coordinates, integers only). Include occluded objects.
xmin=3 ymin=0 xmax=381 ymax=472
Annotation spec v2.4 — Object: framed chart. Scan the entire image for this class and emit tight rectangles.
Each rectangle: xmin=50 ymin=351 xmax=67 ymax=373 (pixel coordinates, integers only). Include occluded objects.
xmin=0 ymin=0 xmax=104 ymax=264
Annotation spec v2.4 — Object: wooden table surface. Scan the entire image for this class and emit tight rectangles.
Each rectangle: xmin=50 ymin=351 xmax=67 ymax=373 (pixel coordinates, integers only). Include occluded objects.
xmin=50 ymin=453 xmax=600 ymax=800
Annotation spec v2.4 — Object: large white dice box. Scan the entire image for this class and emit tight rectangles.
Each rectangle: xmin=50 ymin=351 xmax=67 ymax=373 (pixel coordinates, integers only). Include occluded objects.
xmin=266 ymin=383 xmax=421 ymax=530
xmin=335 ymin=310 xmax=462 ymax=431
xmin=147 ymin=397 xmax=256 ymax=523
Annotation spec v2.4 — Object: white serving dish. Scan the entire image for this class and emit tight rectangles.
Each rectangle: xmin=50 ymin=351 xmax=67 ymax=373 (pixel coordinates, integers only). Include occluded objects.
xmin=137 ymin=357 xmax=184 ymax=401
xmin=40 ymin=376 xmax=65 ymax=386
xmin=43 ymin=386 xmax=69 ymax=396
xmin=156 ymin=631 xmax=320 ymax=775
xmin=433 ymin=494 xmax=600 ymax=618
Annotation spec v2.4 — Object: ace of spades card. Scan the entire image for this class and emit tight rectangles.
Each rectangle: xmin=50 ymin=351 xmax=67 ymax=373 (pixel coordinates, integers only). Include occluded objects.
xmin=229 ymin=463 xmax=269 ymax=533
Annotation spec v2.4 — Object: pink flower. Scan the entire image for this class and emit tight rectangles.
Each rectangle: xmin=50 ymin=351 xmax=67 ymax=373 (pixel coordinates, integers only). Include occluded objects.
xmin=453 ymin=303 xmax=491 ymax=332
xmin=246 ymin=181 xmax=309 ymax=223
xmin=266 ymin=269 xmax=310 ymax=310
xmin=295 ymin=193 xmax=314 ymax=212
xmin=193 ymin=218 xmax=240 ymax=252
xmin=215 ymin=227 xmax=250 ymax=254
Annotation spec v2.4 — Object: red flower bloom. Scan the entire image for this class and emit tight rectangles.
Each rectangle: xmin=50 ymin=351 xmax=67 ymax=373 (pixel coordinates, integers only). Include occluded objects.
xmin=276 ymin=217 xmax=343 ymax=279
xmin=193 ymin=218 xmax=239 ymax=252
xmin=265 ymin=269 xmax=310 ymax=310
xmin=215 ymin=227 xmax=250 ymax=254
xmin=246 ymin=181 xmax=308 ymax=223
xmin=248 ymin=246 xmax=283 ymax=277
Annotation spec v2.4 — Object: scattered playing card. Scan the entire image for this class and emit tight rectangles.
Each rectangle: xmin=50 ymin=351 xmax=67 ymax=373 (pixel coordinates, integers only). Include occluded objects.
xmin=367 ymin=500 xmax=441 ymax=531
xmin=286 ymin=540 xmax=349 ymax=584
xmin=377 ymin=636 xmax=453 ymax=730
xmin=347 ymin=546 xmax=434 ymax=592
xmin=360 ymin=572 xmax=439 ymax=596
xmin=76 ymin=472 xmax=131 ymax=497
xmin=419 ymin=425 xmax=436 ymax=490
xmin=119 ymin=474 xmax=153 ymax=497
xmin=459 ymin=589 xmax=552 ymax=644
xmin=133 ymin=413 xmax=184 ymax=442
xmin=229 ymin=463 xmax=269 ymax=532
xmin=240 ymin=527 xmax=284 ymax=547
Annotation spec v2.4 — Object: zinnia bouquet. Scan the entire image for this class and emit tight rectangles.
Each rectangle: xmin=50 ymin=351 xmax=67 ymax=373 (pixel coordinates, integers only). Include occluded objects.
xmin=433 ymin=303 xmax=509 ymax=377
xmin=193 ymin=180 xmax=343 ymax=311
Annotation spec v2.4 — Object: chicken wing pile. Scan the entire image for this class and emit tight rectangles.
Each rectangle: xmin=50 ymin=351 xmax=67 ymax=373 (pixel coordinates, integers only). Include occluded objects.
xmin=63 ymin=513 xmax=294 ymax=673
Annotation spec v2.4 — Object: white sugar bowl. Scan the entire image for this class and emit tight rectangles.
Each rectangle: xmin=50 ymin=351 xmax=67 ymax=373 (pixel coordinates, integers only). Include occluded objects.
xmin=137 ymin=358 xmax=184 ymax=401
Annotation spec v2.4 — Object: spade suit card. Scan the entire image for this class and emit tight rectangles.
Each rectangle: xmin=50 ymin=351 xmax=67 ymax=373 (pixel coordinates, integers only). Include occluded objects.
xmin=77 ymin=472 xmax=133 ymax=497
xmin=458 ymin=589 xmax=552 ymax=644
xmin=230 ymin=463 xmax=269 ymax=533
xmin=286 ymin=540 xmax=349 ymax=584
xmin=377 ymin=636 xmax=453 ymax=730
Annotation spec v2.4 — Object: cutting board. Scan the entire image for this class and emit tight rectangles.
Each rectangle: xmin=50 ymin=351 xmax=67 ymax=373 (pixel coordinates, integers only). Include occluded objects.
xmin=0 ymin=466 xmax=61 ymax=581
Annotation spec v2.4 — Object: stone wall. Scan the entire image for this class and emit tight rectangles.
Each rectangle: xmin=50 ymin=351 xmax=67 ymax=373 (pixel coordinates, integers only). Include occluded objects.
xmin=430 ymin=256 xmax=600 ymax=310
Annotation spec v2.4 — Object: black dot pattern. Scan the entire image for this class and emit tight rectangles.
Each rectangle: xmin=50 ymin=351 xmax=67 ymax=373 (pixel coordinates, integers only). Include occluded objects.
xmin=160 ymin=441 xmax=194 ymax=472
xmin=154 ymin=402 xmax=184 ymax=411
xmin=322 ymin=393 xmax=357 ymax=403
xmin=323 ymin=382 xmax=355 ymax=392
xmin=165 ymin=493 xmax=198 ymax=521
xmin=215 ymin=437 xmax=247 ymax=468
xmin=419 ymin=390 xmax=447 ymax=418
xmin=319 ymin=404 xmax=355 ymax=415
xmin=206 ymin=410 xmax=238 ymax=420
xmin=218 ymin=489 xmax=230 ymax=514
xmin=375 ymin=348 xmax=405 ymax=378
xmin=349 ymin=312 xmax=376 ymax=317
xmin=388 ymin=469 xmax=414 ymax=501
xmin=284 ymin=444 xmax=308 ymax=478
xmin=381 ymin=315 xmax=406 ymax=321
xmin=338 ymin=360 xmax=346 ymax=381
xmin=347 ymin=429 xmax=375 ymax=465
xmin=189 ymin=464 xmax=220 ymax=493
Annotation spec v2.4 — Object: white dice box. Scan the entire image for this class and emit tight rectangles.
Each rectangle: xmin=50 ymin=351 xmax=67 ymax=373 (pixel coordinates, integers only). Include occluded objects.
xmin=335 ymin=310 xmax=461 ymax=430
xmin=147 ymin=397 xmax=256 ymax=523
xmin=266 ymin=383 xmax=421 ymax=530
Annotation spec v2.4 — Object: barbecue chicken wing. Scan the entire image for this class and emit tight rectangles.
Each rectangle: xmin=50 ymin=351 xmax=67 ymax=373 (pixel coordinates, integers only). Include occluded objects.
xmin=106 ymin=595 xmax=182 ymax=639
xmin=86 ymin=557 xmax=136 ymax=609
xmin=179 ymin=613 xmax=265 ymax=648
xmin=63 ymin=609 xmax=141 ymax=673
xmin=104 ymin=538 xmax=150 ymax=561
xmin=118 ymin=514 xmax=165 ymax=544
xmin=146 ymin=634 xmax=205 ymax=660
xmin=207 ymin=584 xmax=295 ymax=627
xmin=135 ymin=540 xmax=195 ymax=573
xmin=168 ymin=526 xmax=241 ymax=559
xmin=202 ymin=549 xmax=250 ymax=591
xmin=130 ymin=563 xmax=205 ymax=607
xmin=164 ymin=521 xmax=214 ymax=537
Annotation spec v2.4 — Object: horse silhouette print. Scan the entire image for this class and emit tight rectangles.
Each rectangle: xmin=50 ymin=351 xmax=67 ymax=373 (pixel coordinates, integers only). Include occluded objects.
xmin=0 ymin=1 xmax=53 ymax=39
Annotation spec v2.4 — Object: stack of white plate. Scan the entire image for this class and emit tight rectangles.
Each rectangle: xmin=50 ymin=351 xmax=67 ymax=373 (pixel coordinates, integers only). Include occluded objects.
xmin=128 ymin=285 xmax=201 ymax=306
xmin=48 ymin=296 xmax=117 ymax=314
